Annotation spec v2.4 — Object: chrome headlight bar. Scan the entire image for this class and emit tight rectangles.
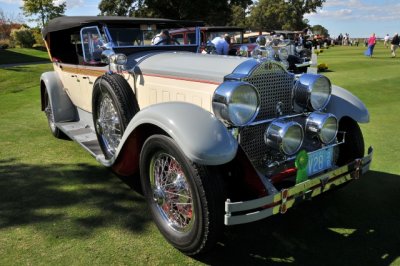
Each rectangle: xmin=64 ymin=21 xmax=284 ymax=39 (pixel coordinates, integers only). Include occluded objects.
xmin=263 ymin=111 xmax=338 ymax=156
xmin=306 ymin=112 xmax=338 ymax=144
xmin=293 ymin=74 xmax=332 ymax=111
xmin=212 ymin=81 xmax=260 ymax=127
xmin=265 ymin=120 xmax=304 ymax=156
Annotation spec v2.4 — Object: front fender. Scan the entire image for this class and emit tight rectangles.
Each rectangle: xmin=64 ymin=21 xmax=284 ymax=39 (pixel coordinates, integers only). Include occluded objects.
xmin=326 ymin=85 xmax=369 ymax=123
xmin=40 ymin=71 xmax=77 ymax=122
xmin=99 ymin=102 xmax=238 ymax=167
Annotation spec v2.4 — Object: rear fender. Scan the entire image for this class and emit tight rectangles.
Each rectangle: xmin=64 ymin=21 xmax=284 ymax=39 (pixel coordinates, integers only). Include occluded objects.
xmin=326 ymin=85 xmax=369 ymax=123
xmin=40 ymin=71 xmax=77 ymax=122
xmin=98 ymin=102 xmax=238 ymax=169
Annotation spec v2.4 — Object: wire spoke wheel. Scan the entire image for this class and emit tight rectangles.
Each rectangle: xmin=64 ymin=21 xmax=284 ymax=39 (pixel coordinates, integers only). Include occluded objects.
xmin=43 ymin=89 xmax=64 ymax=139
xmin=150 ymin=152 xmax=195 ymax=233
xmin=140 ymin=134 xmax=225 ymax=255
xmin=96 ymin=93 xmax=122 ymax=156
xmin=92 ymin=74 xmax=139 ymax=159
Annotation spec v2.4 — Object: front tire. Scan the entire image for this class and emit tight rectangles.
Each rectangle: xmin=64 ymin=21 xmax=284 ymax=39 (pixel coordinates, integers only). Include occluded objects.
xmin=337 ymin=117 xmax=365 ymax=166
xmin=140 ymin=135 xmax=225 ymax=255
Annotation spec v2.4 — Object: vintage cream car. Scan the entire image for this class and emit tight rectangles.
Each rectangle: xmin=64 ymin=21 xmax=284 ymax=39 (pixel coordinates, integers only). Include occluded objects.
xmin=41 ymin=16 xmax=373 ymax=255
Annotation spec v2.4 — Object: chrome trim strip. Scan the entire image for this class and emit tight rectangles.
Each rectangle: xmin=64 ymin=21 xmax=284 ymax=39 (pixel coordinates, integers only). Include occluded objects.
xmin=248 ymin=113 xmax=305 ymax=126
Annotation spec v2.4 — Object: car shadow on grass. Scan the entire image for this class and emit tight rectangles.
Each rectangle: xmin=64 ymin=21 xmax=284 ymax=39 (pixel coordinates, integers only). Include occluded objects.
xmin=0 ymin=49 xmax=48 ymax=65
xmin=0 ymin=159 xmax=150 ymax=238
xmin=196 ymin=170 xmax=400 ymax=266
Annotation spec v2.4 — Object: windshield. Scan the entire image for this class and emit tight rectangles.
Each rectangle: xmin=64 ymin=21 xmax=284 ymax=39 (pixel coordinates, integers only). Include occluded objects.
xmin=106 ymin=26 xmax=197 ymax=47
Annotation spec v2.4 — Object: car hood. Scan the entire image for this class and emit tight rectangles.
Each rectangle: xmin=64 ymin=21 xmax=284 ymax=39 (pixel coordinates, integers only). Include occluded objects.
xmin=134 ymin=52 xmax=251 ymax=83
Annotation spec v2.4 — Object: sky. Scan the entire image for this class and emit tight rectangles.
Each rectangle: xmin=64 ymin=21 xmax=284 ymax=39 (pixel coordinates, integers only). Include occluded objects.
xmin=0 ymin=0 xmax=399 ymax=38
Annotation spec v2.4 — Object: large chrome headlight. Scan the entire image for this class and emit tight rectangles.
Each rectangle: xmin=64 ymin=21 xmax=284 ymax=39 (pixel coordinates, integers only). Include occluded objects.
xmin=212 ymin=81 xmax=260 ymax=126
xmin=278 ymin=47 xmax=289 ymax=60
xmin=293 ymin=74 xmax=332 ymax=111
xmin=265 ymin=120 xmax=304 ymax=156
xmin=252 ymin=46 xmax=274 ymax=59
xmin=238 ymin=45 xmax=249 ymax=57
xmin=306 ymin=112 xmax=338 ymax=144
xmin=101 ymin=51 xmax=127 ymax=65
xmin=256 ymin=36 xmax=267 ymax=46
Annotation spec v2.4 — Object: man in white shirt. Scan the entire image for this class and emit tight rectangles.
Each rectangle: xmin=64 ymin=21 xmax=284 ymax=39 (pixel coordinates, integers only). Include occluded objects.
xmin=384 ymin=34 xmax=390 ymax=48
xmin=211 ymin=35 xmax=230 ymax=55
xmin=152 ymin=30 xmax=171 ymax=45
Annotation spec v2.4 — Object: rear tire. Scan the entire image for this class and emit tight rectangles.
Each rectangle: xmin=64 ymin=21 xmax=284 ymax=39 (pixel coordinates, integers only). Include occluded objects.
xmin=140 ymin=135 xmax=225 ymax=255
xmin=44 ymin=89 xmax=65 ymax=139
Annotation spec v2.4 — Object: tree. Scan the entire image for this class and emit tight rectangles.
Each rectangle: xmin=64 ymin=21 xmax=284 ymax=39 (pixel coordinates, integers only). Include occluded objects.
xmin=21 ymin=0 xmax=66 ymax=27
xmin=99 ymin=0 xmax=145 ymax=16
xmin=98 ymin=0 xmax=253 ymax=26
xmin=249 ymin=0 xmax=325 ymax=31
xmin=230 ymin=1 xmax=253 ymax=28
xmin=0 ymin=8 xmax=24 ymax=40
xmin=311 ymin=24 xmax=329 ymax=37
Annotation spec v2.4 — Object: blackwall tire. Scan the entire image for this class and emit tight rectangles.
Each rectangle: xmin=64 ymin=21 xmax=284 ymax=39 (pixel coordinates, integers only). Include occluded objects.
xmin=140 ymin=135 xmax=225 ymax=255
xmin=92 ymin=74 xmax=139 ymax=159
xmin=336 ymin=117 xmax=365 ymax=166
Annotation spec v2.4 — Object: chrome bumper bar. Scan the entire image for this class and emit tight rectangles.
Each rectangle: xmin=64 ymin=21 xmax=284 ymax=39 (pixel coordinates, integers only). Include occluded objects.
xmin=224 ymin=146 xmax=373 ymax=225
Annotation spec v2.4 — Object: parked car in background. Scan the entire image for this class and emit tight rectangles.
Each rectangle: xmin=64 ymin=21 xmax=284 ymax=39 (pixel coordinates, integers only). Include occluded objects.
xmin=41 ymin=16 xmax=373 ymax=255
xmin=248 ymin=35 xmax=312 ymax=73
xmin=170 ymin=26 xmax=257 ymax=55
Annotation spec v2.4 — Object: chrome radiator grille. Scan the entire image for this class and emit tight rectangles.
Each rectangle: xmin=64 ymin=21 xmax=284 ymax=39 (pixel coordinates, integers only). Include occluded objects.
xmin=240 ymin=61 xmax=295 ymax=171
xmin=243 ymin=61 xmax=294 ymax=121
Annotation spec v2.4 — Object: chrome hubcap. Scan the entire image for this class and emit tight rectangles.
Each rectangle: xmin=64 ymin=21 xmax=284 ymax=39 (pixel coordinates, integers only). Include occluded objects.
xmin=150 ymin=152 xmax=194 ymax=233
xmin=96 ymin=95 xmax=121 ymax=156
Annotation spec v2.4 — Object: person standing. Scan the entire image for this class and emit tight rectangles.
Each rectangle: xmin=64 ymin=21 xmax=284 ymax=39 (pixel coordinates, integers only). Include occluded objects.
xmin=384 ymin=34 xmax=390 ymax=48
xmin=364 ymin=33 xmax=376 ymax=57
xmin=152 ymin=30 xmax=174 ymax=45
xmin=211 ymin=35 xmax=230 ymax=55
xmin=390 ymin=33 xmax=399 ymax=57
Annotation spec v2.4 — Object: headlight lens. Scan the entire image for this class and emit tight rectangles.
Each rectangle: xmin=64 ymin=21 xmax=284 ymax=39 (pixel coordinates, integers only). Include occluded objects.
xmin=252 ymin=46 xmax=274 ymax=59
xmin=256 ymin=36 xmax=267 ymax=46
xmin=278 ymin=48 xmax=289 ymax=60
xmin=238 ymin=45 xmax=248 ymax=57
xmin=265 ymin=120 xmax=304 ymax=155
xmin=306 ymin=112 xmax=338 ymax=144
xmin=293 ymin=74 xmax=332 ymax=111
xmin=212 ymin=82 xmax=260 ymax=126
xmin=113 ymin=53 xmax=127 ymax=65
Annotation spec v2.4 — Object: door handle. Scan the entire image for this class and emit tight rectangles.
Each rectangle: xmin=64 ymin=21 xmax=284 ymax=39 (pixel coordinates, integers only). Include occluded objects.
xmin=82 ymin=76 xmax=93 ymax=84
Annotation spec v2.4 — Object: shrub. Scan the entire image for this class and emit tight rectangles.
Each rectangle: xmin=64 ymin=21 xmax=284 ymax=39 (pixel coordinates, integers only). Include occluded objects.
xmin=10 ymin=27 xmax=35 ymax=48
xmin=0 ymin=39 xmax=9 ymax=49
xmin=32 ymin=28 xmax=45 ymax=47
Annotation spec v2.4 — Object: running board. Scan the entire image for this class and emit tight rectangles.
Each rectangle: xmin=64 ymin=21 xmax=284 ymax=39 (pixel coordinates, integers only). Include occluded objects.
xmin=56 ymin=121 xmax=103 ymax=157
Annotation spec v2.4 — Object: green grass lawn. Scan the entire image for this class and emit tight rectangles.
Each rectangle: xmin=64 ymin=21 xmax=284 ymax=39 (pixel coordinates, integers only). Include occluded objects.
xmin=0 ymin=46 xmax=399 ymax=265
xmin=0 ymin=48 xmax=50 ymax=65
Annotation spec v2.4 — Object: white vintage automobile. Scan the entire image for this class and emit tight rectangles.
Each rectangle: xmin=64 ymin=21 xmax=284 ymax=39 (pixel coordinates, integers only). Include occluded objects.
xmin=41 ymin=16 xmax=373 ymax=255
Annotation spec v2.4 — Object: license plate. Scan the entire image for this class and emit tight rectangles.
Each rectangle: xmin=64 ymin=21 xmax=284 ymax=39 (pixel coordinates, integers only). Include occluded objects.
xmin=307 ymin=147 xmax=333 ymax=176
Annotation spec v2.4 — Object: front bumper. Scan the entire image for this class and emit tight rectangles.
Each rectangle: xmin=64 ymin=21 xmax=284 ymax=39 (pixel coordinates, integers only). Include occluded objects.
xmin=295 ymin=62 xmax=311 ymax=68
xmin=224 ymin=146 xmax=373 ymax=225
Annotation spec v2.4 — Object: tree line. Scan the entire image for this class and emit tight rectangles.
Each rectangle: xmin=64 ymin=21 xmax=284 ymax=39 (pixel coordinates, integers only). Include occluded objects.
xmin=21 ymin=0 xmax=326 ymax=32
xmin=1 ymin=0 xmax=329 ymax=48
